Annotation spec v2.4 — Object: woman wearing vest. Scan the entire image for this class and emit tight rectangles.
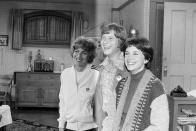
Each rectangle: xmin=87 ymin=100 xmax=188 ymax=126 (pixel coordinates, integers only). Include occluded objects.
xmin=113 ymin=37 xmax=169 ymax=131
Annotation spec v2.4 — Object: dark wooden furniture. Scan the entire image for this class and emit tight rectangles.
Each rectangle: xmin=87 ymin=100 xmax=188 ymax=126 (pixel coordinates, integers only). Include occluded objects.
xmin=0 ymin=127 xmax=6 ymax=131
xmin=14 ymin=72 xmax=60 ymax=108
xmin=168 ymin=96 xmax=196 ymax=131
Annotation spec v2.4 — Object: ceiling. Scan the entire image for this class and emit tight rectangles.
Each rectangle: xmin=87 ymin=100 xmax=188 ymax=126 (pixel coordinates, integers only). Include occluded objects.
xmin=0 ymin=0 xmax=94 ymax=4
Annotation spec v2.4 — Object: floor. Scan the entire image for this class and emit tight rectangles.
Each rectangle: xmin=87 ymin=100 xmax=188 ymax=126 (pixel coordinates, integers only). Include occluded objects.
xmin=12 ymin=107 xmax=59 ymax=128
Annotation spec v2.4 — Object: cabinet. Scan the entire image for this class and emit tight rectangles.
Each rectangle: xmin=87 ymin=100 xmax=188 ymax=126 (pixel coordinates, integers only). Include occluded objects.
xmin=23 ymin=10 xmax=71 ymax=48
xmin=168 ymin=96 xmax=196 ymax=131
xmin=14 ymin=72 xmax=60 ymax=107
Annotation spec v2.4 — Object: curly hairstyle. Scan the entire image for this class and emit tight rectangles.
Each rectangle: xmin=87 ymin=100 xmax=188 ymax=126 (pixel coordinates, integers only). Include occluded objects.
xmin=121 ymin=37 xmax=154 ymax=69
xmin=71 ymin=36 xmax=97 ymax=64
xmin=100 ymin=23 xmax=127 ymax=48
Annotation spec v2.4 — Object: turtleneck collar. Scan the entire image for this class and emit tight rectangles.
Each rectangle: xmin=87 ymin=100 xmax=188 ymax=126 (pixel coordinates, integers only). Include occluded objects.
xmin=131 ymin=69 xmax=146 ymax=80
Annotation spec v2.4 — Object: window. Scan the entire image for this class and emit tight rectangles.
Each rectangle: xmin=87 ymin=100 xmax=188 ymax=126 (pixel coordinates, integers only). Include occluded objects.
xmin=23 ymin=10 xmax=72 ymax=48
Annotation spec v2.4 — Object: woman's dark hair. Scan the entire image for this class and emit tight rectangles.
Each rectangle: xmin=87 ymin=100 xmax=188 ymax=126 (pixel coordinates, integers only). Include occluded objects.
xmin=72 ymin=36 xmax=96 ymax=64
xmin=100 ymin=23 xmax=127 ymax=48
xmin=121 ymin=37 xmax=154 ymax=69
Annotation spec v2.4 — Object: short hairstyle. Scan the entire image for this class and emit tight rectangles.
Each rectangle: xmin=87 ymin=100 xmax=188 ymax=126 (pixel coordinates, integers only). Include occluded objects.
xmin=100 ymin=23 xmax=127 ymax=48
xmin=121 ymin=37 xmax=154 ymax=69
xmin=71 ymin=36 xmax=96 ymax=64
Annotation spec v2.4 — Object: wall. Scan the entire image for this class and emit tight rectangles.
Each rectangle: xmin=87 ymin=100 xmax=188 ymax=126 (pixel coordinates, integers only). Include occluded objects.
xmin=119 ymin=0 xmax=150 ymax=38
xmin=0 ymin=0 xmax=112 ymax=75
xmin=113 ymin=0 xmax=129 ymax=8
xmin=94 ymin=0 xmax=113 ymax=36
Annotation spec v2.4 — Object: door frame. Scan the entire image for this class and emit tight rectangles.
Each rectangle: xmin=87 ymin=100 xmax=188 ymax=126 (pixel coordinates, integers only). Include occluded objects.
xmin=149 ymin=0 xmax=196 ymax=80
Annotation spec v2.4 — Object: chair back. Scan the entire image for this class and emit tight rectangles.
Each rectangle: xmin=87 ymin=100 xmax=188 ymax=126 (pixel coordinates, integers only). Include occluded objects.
xmin=0 ymin=75 xmax=13 ymax=104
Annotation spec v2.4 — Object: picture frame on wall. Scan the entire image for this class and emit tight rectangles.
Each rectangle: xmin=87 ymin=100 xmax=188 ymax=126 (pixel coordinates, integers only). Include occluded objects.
xmin=0 ymin=35 xmax=8 ymax=46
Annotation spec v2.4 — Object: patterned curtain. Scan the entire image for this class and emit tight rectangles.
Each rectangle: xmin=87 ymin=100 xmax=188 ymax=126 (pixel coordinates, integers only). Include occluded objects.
xmin=71 ymin=11 xmax=84 ymax=47
xmin=11 ymin=9 xmax=24 ymax=50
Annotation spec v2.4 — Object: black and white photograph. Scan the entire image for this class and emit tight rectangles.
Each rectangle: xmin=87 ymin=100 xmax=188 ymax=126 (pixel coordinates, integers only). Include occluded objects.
xmin=0 ymin=0 xmax=196 ymax=131
xmin=0 ymin=35 xmax=8 ymax=46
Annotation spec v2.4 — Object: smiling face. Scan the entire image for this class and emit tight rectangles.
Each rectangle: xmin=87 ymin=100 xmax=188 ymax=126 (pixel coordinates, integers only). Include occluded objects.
xmin=73 ymin=47 xmax=88 ymax=71
xmin=100 ymin=30 xmax=120 ymax=57
xmin=124 ymin=46 xmax=148 ymax=74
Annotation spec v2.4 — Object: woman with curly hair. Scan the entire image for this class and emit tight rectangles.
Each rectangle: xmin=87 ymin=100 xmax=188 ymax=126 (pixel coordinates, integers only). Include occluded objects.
xmin=58 ymin=36 xmax=100 ymax=131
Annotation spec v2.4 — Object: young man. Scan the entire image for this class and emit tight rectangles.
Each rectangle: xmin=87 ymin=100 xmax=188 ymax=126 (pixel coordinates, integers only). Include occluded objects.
xmin=95 ymin=23 xmax=127 ymax=131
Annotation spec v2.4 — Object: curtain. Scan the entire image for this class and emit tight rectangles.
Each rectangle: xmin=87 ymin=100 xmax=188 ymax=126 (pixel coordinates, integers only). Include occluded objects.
xmin=11 ymin=9 xmax=24 ymax=50
xmin=71 ymin=11 xmax=84 ymax=47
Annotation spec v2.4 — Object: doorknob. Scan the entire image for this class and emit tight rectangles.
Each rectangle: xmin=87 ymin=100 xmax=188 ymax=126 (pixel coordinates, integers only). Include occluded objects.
xmin=163 ymin=66 xmax=168 ymax=77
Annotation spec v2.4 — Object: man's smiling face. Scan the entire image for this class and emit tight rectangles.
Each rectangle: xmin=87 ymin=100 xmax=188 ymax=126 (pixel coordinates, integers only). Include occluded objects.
xmin=100 ymin=30 xmax=120 ymax=57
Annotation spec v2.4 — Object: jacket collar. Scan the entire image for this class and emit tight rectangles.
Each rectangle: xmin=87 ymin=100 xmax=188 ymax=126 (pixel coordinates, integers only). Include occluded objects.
xmin=100 ymin=52 xmax=124 ymax=71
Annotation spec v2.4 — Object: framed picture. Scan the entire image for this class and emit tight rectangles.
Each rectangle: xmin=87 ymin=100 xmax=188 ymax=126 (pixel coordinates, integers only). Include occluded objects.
xmin=0 ymin=35 xmax=8 ymax=46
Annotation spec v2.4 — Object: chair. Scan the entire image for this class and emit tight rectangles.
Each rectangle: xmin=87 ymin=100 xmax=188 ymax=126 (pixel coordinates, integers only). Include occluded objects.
xmin=0 ymin=75 xmax=13 ymax=105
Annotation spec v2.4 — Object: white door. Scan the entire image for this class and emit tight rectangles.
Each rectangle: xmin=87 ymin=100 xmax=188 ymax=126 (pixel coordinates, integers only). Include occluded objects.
xmin=163 ymin=2 xmax=196 ymax=94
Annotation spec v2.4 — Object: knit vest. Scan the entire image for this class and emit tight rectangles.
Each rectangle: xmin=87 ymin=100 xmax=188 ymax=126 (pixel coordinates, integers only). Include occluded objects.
xmin=115 ymin=69 xmax=165 ymax=131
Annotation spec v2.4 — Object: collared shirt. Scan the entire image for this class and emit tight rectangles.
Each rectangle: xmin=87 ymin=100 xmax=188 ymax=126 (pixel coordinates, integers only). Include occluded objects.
xmin=57 ymin=64 xmax=99 ymax=131
xmin=99 ymin=53 xmax=124 ymax=131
